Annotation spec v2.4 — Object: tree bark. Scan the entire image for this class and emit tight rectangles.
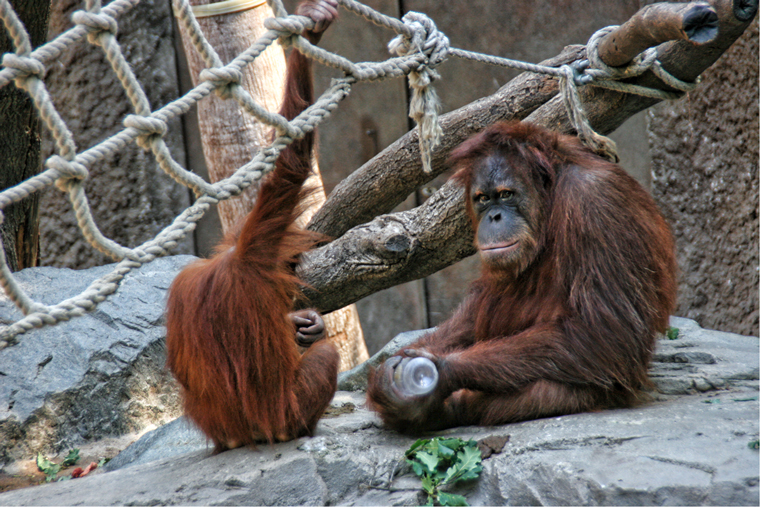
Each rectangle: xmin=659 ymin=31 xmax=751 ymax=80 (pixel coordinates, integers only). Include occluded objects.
xmin=298 ymin=0 xmax=757 ymax=314
xmin=175 ymin=0 xmax=368 ymax=369
xmin=177 ymin=0 xmax=287 ymax=232
xmin=0 ymin=0 xmax=50 ymax=271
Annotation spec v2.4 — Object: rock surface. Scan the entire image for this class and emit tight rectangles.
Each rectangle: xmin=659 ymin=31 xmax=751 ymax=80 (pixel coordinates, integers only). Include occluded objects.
xmin=0 ymin=256 xmax=194 ymax=465
xmin=0 ymin=316 xmax=757 ymax=506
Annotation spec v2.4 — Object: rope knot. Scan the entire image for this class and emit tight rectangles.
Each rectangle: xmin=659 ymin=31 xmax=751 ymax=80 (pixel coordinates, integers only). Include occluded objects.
xmin=46 ymin=155 xmax=89 ymax=190
xmin=199 ymin=67 xmax=243 ymax=99
xmin=71 ymin=11 xmax=118 ymax=45
xmin=1 ymin=53 xmax=45 ymax=83
xmin=388 ymin=12 xmax=449 ymax=173
xmin=264 ymin=15 xmax=311 ymax=43
xmin=389 ymin=12 xmax=449 ymax=73
xmin=124 ymin=115 xmax=168 ymax=150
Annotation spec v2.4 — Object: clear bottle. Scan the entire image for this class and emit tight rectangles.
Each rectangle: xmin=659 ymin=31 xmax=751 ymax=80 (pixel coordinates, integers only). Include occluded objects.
xmin=400 ymin=357 xmax=439 ymax=396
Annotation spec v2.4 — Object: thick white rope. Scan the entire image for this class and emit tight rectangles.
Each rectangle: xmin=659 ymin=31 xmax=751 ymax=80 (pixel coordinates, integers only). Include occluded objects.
xmin=0 ymin=0 xmax=697 ymax=348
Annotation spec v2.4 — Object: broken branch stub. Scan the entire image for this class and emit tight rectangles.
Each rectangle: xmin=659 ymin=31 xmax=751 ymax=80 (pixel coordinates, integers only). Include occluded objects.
xmin=597 ymin=2 xmax=719 ymax=67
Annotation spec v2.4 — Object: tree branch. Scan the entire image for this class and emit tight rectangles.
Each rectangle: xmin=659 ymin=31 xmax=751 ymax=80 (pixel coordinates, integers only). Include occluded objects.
xmin=597 ymin=2 xmax=719 ymax=67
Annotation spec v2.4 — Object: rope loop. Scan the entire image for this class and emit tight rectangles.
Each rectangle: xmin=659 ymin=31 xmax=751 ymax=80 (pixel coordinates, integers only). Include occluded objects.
xmin=124 ymin=114 xmax=169 ymax=150
xmin=388 ymin=11 xmax=449 ymax=173
xmin=199 ymin=66 xmax=244 ymax=99
xmin=651 ymin=60 xmax=698 ymax=93
xmin=71 ymin=10 xmax=118 ymax=45
xmin=1 ymin=53 xmax=45 ymax=84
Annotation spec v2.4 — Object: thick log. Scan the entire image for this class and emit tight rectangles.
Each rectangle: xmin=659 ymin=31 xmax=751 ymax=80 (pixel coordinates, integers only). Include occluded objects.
xmin=300 ymin=183 xmax=475 ymax=313
xmin=300 ymin=0 xmax=757 ymax=314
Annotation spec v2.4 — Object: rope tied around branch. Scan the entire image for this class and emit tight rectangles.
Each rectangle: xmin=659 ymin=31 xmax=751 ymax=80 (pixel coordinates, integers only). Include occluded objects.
xmin=388 ymin=11 xmax=449 ymax=173
xmin=540 ymin=23 xmax=704 ymax=162
xmin=582 ymin=25 xmax=699 ymax=99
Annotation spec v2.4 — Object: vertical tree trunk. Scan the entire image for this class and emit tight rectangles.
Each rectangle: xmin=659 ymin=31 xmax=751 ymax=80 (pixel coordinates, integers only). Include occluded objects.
xmin=0 ymin=0 xmax=50 ymax=271
xmin=175 ymin=0 xmax=368 ymax=370
xmin=176 ymin=1 xmax=287 ymax=230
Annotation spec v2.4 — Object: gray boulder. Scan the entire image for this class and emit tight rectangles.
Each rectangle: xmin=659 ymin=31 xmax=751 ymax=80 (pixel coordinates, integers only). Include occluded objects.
xmin=0 ymin=315 xmax=756 ymax=506
xmin=0 ymin=256 xmax=195 ymax=466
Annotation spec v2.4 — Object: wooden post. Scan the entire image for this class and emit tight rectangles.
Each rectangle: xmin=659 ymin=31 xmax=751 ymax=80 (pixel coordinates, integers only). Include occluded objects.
xmin=0 ymin=0 xmax=51 ymax=271
xmin=176 ymin=1 xmax=286 ymax=230
xmin=175 ymin=0 xmax=368 ymax=370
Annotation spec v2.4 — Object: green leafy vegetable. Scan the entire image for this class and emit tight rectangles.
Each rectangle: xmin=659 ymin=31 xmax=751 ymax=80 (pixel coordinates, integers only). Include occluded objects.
xmin=36 ymin=453 xmax=61 ymax=482
xmin=61 ymin=449 xmax=80 ymax=467
xmin=405 ymin=437 xmax=483 ymax=506
xmin=749 ymin=440 xmax=759 ymax=450
xmin=36 ymin=449 xmax=80 ymax=482
xmin=666 ymin=327 xmax=679 ymax=340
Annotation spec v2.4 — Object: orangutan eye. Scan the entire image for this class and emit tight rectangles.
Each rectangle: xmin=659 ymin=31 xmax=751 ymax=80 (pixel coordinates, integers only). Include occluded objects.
xmin=477 ymin=194 xmax=490 ymax=205
xmin=499 ymin=190 xmax=515 ymax=200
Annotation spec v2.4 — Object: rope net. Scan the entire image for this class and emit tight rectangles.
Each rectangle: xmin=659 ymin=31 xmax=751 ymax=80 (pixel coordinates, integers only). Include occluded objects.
xmin=0 ymin=0 xmax=694 ymax=349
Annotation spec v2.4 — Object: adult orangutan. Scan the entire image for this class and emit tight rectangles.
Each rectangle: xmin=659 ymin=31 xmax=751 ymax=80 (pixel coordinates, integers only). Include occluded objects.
xmin=367 ymin=121 xmax=677 ymax=433
xmin=165 ymin=0 xmax=339 ymax=450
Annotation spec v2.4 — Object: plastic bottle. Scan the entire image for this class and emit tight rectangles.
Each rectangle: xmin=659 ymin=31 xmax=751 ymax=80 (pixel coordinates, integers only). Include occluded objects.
xmin=399 ymin=357 xmax=439 ymax=396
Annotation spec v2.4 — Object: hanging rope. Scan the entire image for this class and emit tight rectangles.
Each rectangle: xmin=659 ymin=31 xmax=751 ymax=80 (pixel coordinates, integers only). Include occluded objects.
xmin=388 ymin=11 xmax=449 ymax=173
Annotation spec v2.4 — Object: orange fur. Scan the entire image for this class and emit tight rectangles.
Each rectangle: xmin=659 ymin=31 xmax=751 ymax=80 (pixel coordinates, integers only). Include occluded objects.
xmin=367 ymin=121 xmax=677 ymax=433
xmin=165 ymin=4 xmax=339 ymax=449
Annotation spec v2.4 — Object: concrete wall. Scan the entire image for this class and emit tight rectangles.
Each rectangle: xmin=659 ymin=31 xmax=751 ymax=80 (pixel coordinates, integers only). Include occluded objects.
xmin=38 ymin=0 xmax=193 ymax=268
xmin=648 ymin=20 xmax=759 ymax=336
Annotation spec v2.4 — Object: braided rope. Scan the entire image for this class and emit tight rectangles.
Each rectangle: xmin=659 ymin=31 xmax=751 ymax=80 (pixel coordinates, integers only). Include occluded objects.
xmin=0 ymin=0 xmax=697 ymax=348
